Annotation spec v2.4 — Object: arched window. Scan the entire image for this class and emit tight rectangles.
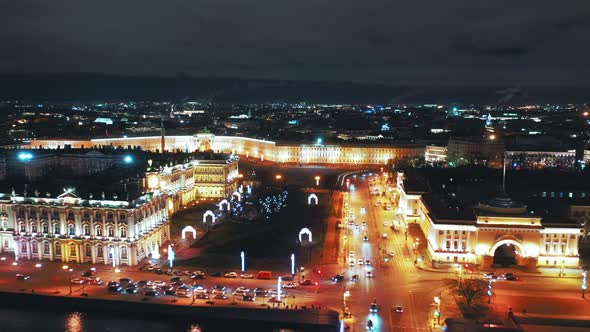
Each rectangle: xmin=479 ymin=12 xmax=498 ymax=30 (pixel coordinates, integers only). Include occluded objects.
xmin=85 ymin=244 xmax=91 ymax=257
xmin=95 ymin=226 xmax=103 ymax=237
xmin=94 ymin=212 xmax=101 ymax=221
xmin=121 ymin=246 xmax=128 ymax=260
xmin=55 ymin=243 xmax=62 ymax=255
xmin=43 ymin=242 xmax=49 ymax=255
xmin=97 ymin=245 xmax=103 ymax=257
xmin=67 ymin=211 xmax=74 ymax=221
xmin=83 ymin=224 xmax=90 ymax=236
xmin=107 ymin=226 xmax=114 ymax=237
xmin=108 ymin=246 xmax=115 ymax=259
xmin=42 ymin=223 xmax=48 ymax=234
xmin=20 ymin=242 xmax=27 ymax=253
xmin=19 ymin=222 xmax=25 ymax=233
xmin=31 ymin=241 xmax=38 ymax=254
xmin=68 ymin=224 xmax=75 ymax=236
xmin=119 ymin=227 xmax=127 ymax=238
xmin=31 ymin=222 xmax=37 ymax=233
xmin=70 ymin=243 xmax=77 ymax=257
xmin=53 ymin=224 xmax=60 ymax=235
xmin=2 ymin=239 xmax=8 ymax=249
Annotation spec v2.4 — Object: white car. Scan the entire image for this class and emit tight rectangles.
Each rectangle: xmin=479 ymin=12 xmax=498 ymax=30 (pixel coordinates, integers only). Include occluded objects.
xmin=349 ymin=251 xmax=355 ymax=257
xmin=153 ymin=280 xmax=166 ymax=287
xmin=240 ymin=273 xmax=254 ymax=279
xmin=367 ymin=271 xmax=374 ymax=278
xmin=382 ymin=233 xmax=388 ymax=239
xmin=385 ymin=204 xmax=392 ymax=211
xmin=360 ymin=207 xmax=366 ymax=214
xmin=235 ymin=287 xmax=250 ymax=293
xmin=357 ymin=259 xmax=364 ymax=265
xmin=224 ymin=272 xmax=238 ymax=278
xmin=71 ymin=278 xmax=85 ymax=285
xmin=282 ymin=282 xmax=298 ymax=289
xmin=389 ymin=251 xmax=395 ymax=257
xmin=383 ymin=221 xmax=389 ymax=227
xmin=176 ymin=289 xmax=192 ymax=298
xmin=349 ymin=260 xmax=355 ymax=267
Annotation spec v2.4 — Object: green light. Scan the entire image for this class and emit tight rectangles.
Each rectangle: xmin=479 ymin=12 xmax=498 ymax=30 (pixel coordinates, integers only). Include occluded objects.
xmin=384 ymin=257 xmax=389 ymax=262
xmin=434 ymin=310 xmax=440 ymax=317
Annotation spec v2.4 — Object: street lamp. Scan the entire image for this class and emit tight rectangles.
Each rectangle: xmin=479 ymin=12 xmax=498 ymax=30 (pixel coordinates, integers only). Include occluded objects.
xmin=488 ymin=278 xmax=493 ymax=303
xmin=291 ymin=254 xmax=295 ymax=275
xmin=582 ymin=271 xmax=587 ymax=298
xmin=315 ymin=176 xmax=320 ymax=186
xmin=433 ymin=296 xmax=441 ymax=326
xmin=277 ymin=276 xmax=282 ymax=302
xmin=168 ymin=244 xmax=175 ymax=268
xmin=241 ymin=251 xmax=245 ymax=272
xmin=110 ymin=247 xmax=116 ymax=269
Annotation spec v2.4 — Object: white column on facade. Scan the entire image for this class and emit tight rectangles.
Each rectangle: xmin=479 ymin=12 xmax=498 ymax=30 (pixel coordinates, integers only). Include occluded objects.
xmin=466 ymin=231 xmax=471 ymax=252
xmin=91 ymin=244 xmax=96 ymax=264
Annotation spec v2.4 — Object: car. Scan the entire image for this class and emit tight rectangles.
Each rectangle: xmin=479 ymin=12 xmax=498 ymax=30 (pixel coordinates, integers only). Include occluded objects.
xmin=213 ymin=285 xmax=226 ymax=291
xmin=354 ymin=224 xmax=360 ymax=230
xmin=385 ymin=204 xmax=392 ymax=211
xmin=282 ymin=282 xmax=297 ymax=289
xmin=165 ymin=269 xmax=174 ymax=276
xmin=370 ymin=303 xmax=379 ymax=313
xmin=267 ymin=289 xmax=286 ymax=297
xmin=349 ymin=261 xmax=355 ymax=267
xmin=194 ymin=293 xmax=209 ymax=299
xmin=389 ymin=251 xmax=395 ymax=257
xmin=144 ymin=290 xmax=160 ymax=297
xmin=192 ymin=271 xmax=205 ymax=277
xmin=362 ymin=221 xmax=367 ymax=227
xmin=170 ymin=277 xmax=182 ymax=283
xmin=193 ymin=284 xmax=206 ymax=291
xmin=146 ymin=265 xmax=156 ymax=271
xmin=332 ymin=274 xmax=344 ymax=282
xmin=164 ymin=289 xmax=177 ymax=296
xmin=363 ymin=236 xmax=369 ymax=242
xmin=119 ymin=278 xmax=133 ymax=285
xmin=483 ymin=272 xmax=498 ymax=279
xmin=241 ymin=295 xmax=256 ymax=302
xmin=213 ymin=294 xmax=228 ymax=300
xmin=153 ymin=280 xmax=166 ymax=287
xmin=349 ymin=251 xmax=355 ymax=257
xmin=107 ymin=281 xmax=119 ymax=287
xmin=383 ymin=221 xmax=389 ymax=227
xmin=504 ymin=273 xmax=519 ymax=281
xmin=365 ymin=259 xmax=371 ymax=265
xmin=382 ymin=233 xmax=388 ymax=239
xmin=125 ymin=287 xmax=138 ymax=294
xmin=281 ymin=275 xmax=294 ymax=281
xmin=137 ymin=280 xmax=151 ymax=287
xmin=224 ymin=272 xmax=238 ymax=278
xmin=240 ymin=273 xmax=254 ymax=279
xmin=71 ymin=278 xmax=86 ymax=285
xmin=358 ymin=259 xmax=364 ymax=265
xmin=254 ymin=288 xmax=268 ymax=296
xmin=360 ymin=207 xmax=366 ymax=214
xmin=211 ymin=289 xmax=226 ymax=295
xmin=15 ymin=274 xmax=30 ymax=281
xmin=351 ymin=275 xmax=360 ymax=282
xmin=367 ymin=271 xmax=373 ymax=278
xmin=299 ymin=279 xmax=313 ymax=286
xmin=81 ymin=270 xmax=96 ymax=277
xmin=191 ymin=274 xmax=205 ymax=280
xmin=234 ymin=287 xmax=250 ymax=294
xmin=108 ymin=285 xmax=123 ymax=292
xmin=85 ymin=277 xmax=103 ymax=285
xmin=154 ymin=268 xmax=163 ymax=274
xmin=394 ymin=305 xmax=404 ymax=313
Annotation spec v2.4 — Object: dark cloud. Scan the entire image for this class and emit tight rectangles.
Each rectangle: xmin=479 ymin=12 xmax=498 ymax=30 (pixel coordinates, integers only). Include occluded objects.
xmin=0 ymin=0 xmax=589 ymax=87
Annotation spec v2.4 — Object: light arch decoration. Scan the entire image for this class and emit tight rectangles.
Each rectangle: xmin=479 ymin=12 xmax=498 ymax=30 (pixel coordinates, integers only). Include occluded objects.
xmin=232 ymin=191 xmax=241 ymax=202
xmin=203 ymin=210 xmax=216 ymax=224
xmin=488 ymin=239 xmax=528 ymax=257
xmin=298 ymin=227 xmax=312 ymax=243
xmin=308 ymin=193 xmax=318 ymax=205
xmin=218 ymin=199 xmax=230 ymax=211
xmin=181 ymin=225 xmax=197 ymax=239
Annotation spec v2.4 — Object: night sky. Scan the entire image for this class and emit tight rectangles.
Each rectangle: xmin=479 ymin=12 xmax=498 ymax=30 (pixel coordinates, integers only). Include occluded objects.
xmin=2 ymin=0 xmax=590 ymax=89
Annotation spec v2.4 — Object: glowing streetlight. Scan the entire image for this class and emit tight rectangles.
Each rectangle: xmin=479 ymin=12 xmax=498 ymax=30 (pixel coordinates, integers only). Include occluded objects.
xmin=275 ymin=174 xmax=282 ymax=180
xmin=123 ymin=155 xmax=134 ymax=164
xmin=17 ymin=152 xmax=33 ymax=161
xmin=489 ymin=134 xmax=496 ymax=140
xmin=291 ymin=254 xmax=295 ymax=275
xmin=315 ymin=176 xmax=320 ymax=186
xmin=110 ymin=247 xmax=116 ymax=268
xmin=277 ymin=276 xmax=282 ymax=302
xmin=168 ymin=244 xmax=175 ymax=268
xmin=241 ymin=251 xmax=245 ymax=272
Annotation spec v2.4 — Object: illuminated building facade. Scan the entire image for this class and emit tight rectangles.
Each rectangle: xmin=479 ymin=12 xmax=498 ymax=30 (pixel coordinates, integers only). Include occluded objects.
xmin=145 ymin=157 xmax=239 ymax=213
xmin=0 ymin=190 xmax=169 ymax=266
xmin=505 ymin=151 xmax=576 ymax=170
xmin=425 ymin=145 xmax=447 ymax=163
xmin=397 ymin=172 xmax=582 ymax=269
xmin=28 ymin=135 xmax=425 ymax=165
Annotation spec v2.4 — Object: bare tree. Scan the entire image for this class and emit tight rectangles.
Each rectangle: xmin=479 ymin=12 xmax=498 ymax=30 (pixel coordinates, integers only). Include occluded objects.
xmin=447 ymin=276 xmax=488 ymax=307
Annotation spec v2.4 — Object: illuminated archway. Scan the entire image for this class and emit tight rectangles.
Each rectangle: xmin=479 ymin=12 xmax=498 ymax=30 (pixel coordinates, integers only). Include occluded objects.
xmin=488 ymin=239 xmax=527 ymax=257
xmin=218 ymin=199 xmax=230 ymax=211
xmin=203 ymin=210 xmax=216 ymax=224
xmin=232 ymin=191 xmax=241 ymax=202
xmin=181 ymin=226 xmax=197 ymax=240
xmin=308 ymin=194 xmax=318 ymax=205
xmin=299 ymin=228 xmax=312 ymax=243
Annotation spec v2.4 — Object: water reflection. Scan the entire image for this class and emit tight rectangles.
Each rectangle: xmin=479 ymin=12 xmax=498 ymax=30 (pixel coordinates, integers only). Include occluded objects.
xmin=65 ymin=312 xmax=83 ymax=332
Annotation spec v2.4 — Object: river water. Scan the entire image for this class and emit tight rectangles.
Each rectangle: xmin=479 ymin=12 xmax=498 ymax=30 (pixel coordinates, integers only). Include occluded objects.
xmin=0 ymin=308 xmax=299 ymax=332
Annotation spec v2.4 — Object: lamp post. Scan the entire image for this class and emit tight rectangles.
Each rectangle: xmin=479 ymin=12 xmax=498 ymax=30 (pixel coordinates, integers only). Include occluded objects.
xmin=433 ymin=296 xmax=441 ymax=326
xmin=291 ymin=254 xmax=295 ymax=275
xmin=488 ymin=278 xmax=493 ymax=303
xmin=68 ymin=268 xmax=73 ymax=295
xmin=110 ymin=247 xmax=116 ymax=270
xmin=241 ymin=251 xmax=245 ymax=273
xmin=582 ymin=271 xmax=587 ymax=298
xmin=315 ymin=176 xmax=320 ymax=186
xmin=168 ymin=244 xmax=175 ymax=268
xmin=277 ymin=276 xmax=282 ymax=302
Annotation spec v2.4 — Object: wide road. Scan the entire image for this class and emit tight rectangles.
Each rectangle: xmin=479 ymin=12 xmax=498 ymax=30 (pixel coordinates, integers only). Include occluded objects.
xmin=322 ymin=173 xmax=448 ymax=332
